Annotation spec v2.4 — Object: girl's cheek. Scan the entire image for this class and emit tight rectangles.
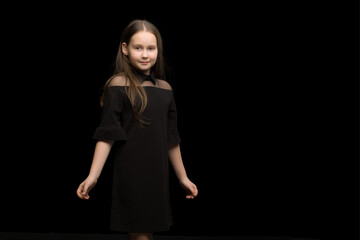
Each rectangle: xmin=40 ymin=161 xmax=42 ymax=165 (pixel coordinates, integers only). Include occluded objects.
xmin=150 ymin=53 xmax=158 ymax=59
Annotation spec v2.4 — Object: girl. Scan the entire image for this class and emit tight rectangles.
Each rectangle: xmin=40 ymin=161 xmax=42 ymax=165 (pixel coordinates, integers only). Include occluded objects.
xmin=76 ymin=19 xmax=198 ymax=240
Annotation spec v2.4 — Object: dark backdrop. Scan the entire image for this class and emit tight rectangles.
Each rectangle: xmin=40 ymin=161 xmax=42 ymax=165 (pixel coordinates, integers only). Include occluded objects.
xmin=0 ymin=2 xmax=358 ymax=240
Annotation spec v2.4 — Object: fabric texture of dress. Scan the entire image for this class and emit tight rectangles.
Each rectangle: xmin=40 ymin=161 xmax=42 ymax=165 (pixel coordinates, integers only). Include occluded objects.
xmin=92 ymin=70 xmax=181 ymax=232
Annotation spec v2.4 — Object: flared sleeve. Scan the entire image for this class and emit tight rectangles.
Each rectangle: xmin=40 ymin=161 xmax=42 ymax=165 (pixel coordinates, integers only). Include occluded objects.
xmin=93 ymin=87 xmax=127 ymax=141
xmin=167 ymin=94 xmax=181 ymax=144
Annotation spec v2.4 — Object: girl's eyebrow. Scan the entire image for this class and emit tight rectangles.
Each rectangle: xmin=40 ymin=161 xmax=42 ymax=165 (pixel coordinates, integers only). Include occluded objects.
xmin=132 ymin=43 xmax=157 ymax=47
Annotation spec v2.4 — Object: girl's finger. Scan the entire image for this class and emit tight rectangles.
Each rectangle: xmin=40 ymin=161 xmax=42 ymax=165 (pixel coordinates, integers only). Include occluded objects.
xmin=76 ymin=183 xmax=84 ymax=198
xmin=192 ymin=185 xmax=198 ymax=196
xmin=77 ymin=182 xmax=90 ymax=199
xmin=82 ymin=185 xmax=88 ymax=195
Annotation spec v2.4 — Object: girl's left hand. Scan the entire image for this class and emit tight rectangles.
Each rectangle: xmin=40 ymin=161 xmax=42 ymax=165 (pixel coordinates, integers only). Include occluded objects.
xmin=180 ymin=178 xmax=198 ymax=199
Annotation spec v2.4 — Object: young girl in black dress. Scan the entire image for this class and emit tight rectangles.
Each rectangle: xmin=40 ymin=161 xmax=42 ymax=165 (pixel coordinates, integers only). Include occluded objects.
xmin=76 ymin=19 xmax=198 ymax=240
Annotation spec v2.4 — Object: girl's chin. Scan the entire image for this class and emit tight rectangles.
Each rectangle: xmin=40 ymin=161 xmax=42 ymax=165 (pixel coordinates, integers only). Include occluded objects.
xmin=136 ymin=65 xmax=151 ymax=73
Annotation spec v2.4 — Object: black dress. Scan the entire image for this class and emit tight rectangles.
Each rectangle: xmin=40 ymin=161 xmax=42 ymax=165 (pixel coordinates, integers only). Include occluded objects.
xmin=92 ymin=71 xmax=181 ymax=232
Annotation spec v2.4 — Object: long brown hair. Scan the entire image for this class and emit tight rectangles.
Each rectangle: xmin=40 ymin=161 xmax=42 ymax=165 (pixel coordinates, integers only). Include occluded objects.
xmin=101 ymin=19 xmax=166 ymax=126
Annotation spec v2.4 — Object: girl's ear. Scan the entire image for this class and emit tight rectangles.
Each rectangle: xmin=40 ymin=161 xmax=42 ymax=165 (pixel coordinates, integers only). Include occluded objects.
xmin=122 ymin=42 xmax=128 ymax=56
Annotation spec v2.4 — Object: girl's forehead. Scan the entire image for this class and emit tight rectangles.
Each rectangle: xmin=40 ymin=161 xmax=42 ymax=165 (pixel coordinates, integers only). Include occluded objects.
xmin=130 ymin=31 xmax=157 ymax=45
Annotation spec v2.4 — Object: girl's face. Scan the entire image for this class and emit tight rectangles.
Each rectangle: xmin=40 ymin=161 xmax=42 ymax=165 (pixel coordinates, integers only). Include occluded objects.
xmin=122 ymin=31 xmax=158 ymax=75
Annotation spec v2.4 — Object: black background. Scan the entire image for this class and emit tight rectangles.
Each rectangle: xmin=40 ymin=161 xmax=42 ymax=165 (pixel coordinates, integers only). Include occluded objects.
xmin=0 ymin=2 xmax=358 ymax=240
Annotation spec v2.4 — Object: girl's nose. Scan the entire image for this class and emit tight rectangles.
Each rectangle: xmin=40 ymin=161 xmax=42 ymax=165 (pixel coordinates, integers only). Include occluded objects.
xmin=142 ymin=50 xmax=148 ymax=58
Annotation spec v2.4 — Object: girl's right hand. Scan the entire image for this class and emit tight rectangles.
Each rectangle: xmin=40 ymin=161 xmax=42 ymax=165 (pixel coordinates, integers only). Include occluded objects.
xmin=76 ymin=176 xmax=97 ymax=200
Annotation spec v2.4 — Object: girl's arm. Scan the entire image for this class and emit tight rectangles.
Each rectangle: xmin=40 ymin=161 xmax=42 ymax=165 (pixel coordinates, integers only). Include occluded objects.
xmin=76 ymin=140 xmax=113 ymax=200
xmin=168 ymin=143 xmax=198 ymax=199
